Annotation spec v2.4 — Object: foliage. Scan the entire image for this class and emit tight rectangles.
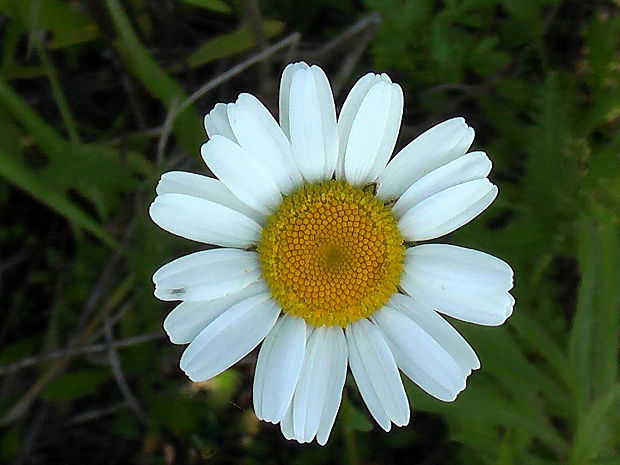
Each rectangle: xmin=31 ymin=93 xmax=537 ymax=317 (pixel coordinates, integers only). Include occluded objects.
xmin=0 ymin=0 xmax=619 ymax=464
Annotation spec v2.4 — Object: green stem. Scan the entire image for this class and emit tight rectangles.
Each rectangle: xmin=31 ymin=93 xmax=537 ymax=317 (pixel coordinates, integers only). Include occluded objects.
xmin=34 ymin=38 xmax=81 ymax=144
xmin=343 ymin=426 xmax=361 ymax=465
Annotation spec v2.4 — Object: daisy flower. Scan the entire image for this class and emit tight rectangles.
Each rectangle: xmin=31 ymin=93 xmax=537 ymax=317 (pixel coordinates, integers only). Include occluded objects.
xmin=149 ymin=63 xmax=514 ymax=445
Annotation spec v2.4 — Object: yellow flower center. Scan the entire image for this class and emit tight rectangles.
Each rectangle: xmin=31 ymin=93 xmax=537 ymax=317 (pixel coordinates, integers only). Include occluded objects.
xmin=257 ymin=181 xmax=404 ymax=327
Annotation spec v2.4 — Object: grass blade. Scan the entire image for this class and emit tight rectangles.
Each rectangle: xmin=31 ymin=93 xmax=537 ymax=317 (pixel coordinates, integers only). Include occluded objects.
xmin=105 ymin=0 xmax=203 ymax=158
xmin=0 ymin=149 xmax=117 ymax=248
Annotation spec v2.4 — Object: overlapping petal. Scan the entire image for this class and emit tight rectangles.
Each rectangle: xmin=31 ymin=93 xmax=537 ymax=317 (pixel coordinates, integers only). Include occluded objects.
xmin=254 ymin=314 xmax=307 ymax=423
xmin=204 ymin=102 xmax=237 ymax=142
xmin=149 ymin=193 xmax=261 ymax=247
xmin=201 ymin=135 xmax=282 ymax=214
xmin=180 ymin=293 xmax=280 ymax=382
xmin=282 ymin=326 xmax=348 ymax=445
xmin=224 ymin=93 xmax=302 ymax=193
xmin=153 ymin=248 xmax=261 ymax=302
xmin=400 ymin=244 xmax=514 ymax=325
xmin=346 ymin=319 xmax=409 ymax=431
xmin=337 ymin=73 xmax=403 ymax=185
xmin=286 ymin=65 xmax=339 ymax=182
xmin=387 ymin=293 xmax=480 ymax=376
xmin=392 ymin=151 xmax=492 ymax=218
xmin=164 ymin=281 xmax=268 ymax=344
xmin=156 ymin=171 xmax=264 ymax=222
xmin=377 ymin=117 xmax=475 ymax=200
xmin=398 ymin=178 xmax=498 ymax=241
xmin=279 ymin=62 xmax=310 ymax=139
xmin=372 ymin=306 xmax=467 ymax=402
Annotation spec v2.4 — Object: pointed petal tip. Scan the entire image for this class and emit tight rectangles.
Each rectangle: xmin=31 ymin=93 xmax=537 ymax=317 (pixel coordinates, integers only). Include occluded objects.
xmin=379 ymin=422 xmax=392 ymax=433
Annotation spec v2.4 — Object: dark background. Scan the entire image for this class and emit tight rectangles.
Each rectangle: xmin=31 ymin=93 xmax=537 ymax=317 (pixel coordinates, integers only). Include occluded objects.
xmin=0 ymin=0 xmax=619 ymax=464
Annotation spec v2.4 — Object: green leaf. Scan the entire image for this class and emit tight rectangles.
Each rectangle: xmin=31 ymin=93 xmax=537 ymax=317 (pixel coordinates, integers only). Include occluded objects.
xmin=42 ymin=4 xmax=100 ymax=49
xmin=509 ymin=306 xmax=571 ymax=388
xmin=430 ymin=15 xmax=469 ymax=81
xmin=178 ymin=0 xmax=231 ymax=13
xmin=412 ymin=374 xmax=566 ymax=453
xmin=497 ymin=431 xmax=514 ymax=465
xmin=0 ymin=80 xmax=138 ymax=228
xmin=186 ymin=20 xmax=284 ymax=68
xmin=570 ymin=384 xmax=620 ymax=465
xmin=569 ymin=212 xmax=620 ymax=419
xmin=0 ymin=0 xmax=100 ymax=48
xmin=42 ymin=370 xmax=110 ymax=401
xmin=585 ymin=15 xmax=620 ymax=91
xmin=38 ymin=143 xmax=138 ymax=221
xmin=592 ymin=456 xmax=620 ymax=465
xmin=583 ymin=16 xmax=620 ymax=130
xmin=464 ymin=324 xmax=568 ymax=410
xmin=499 ymin=0 xmax=542 ymax=46
xmin=468 ymin=37 xmax=510 ymax=74
xmin=0 ymin=79 xmax=68 ymax=158
xmin=0 ymin=148 xmax=117 ymax=248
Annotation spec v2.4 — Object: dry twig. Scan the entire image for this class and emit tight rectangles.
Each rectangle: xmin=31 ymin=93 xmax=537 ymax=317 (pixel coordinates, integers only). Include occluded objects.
xmin=0 ymin=332 xmax=164 ymax=377
xmin=155 ymin=32 xmax=301 ymax=163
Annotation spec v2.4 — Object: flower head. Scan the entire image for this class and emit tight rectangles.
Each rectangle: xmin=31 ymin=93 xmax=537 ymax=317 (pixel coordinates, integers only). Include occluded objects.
xmin=149 ymin=62 xmax=514 ymax=445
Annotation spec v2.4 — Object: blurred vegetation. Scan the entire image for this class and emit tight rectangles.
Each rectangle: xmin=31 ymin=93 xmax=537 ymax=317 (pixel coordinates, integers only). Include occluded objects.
xmin=0 ymin=0 xmax=619 ymax=464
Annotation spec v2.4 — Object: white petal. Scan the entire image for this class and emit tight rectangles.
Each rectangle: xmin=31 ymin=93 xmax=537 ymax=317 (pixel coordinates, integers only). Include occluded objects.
xmin=367 ymin=83 xmax=404 ymax=181
xmin=180 ymin=293 xmax=280 ymax=381
xmin=404 ymin=244 xmax=514 ymax=293
xmin=398 ymin=179 xmax=498 ymax=241
xmin=228 ymin=93 xmax=302 ymax=193
xmin=253 ymin=314 xmax=307 ymax=423
xmin=153 ymin=248 xmax=246 ymax=282
xmin=280 ymin=402 xmax=296 ymax=440
xmin=350 ymin=363 xmax=391 ymax=432
xmin=311 ymin=66 xmax=339 ymax=178
xmin=316 ymin=327 xmax=349 ymax=446
xmin=392 ymin=151 xmax=492 ymax=218
xmin=289 ymin=67 xmax=335 ymax=182
xmin=386 ymin=293 xmax=480 ymax=375
xmin=342 ymin=81 xmax=396 ymax=185
xmin=163 ymin=280 xmax=267 ymax=344
xmin=372 ymin=306 xmax=466 ymax=402
xmin=201 ymin=135 xmax=282 ymax=214
xmin=156 ymin=171 xmax=264 ymax=223
xmin=153 ymin=248 xmax=261 ymax=301
xmin=279 ymin=62 xmax=309 ymax=139
xmin=149 ymin=193 xmax=261 ymax=247
xmin=204 ymin=103 xmax=237 ymax=142
xmin=346 ymin=319 xmax=410 ymax=431
xmin=336 ymin=73 xmax=388 ymax=178
xmin=291 ymin=326 xmax=347 ymax=444
xmin=400 ymin=245 xmax=514 ymax=326
xmin=292 ymin=327 xmax=328 ymax=443
xmin=377 ymin=118 xmax=475 ymax=200
xmin=403 ymin=281 xmax=515 ymax=326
